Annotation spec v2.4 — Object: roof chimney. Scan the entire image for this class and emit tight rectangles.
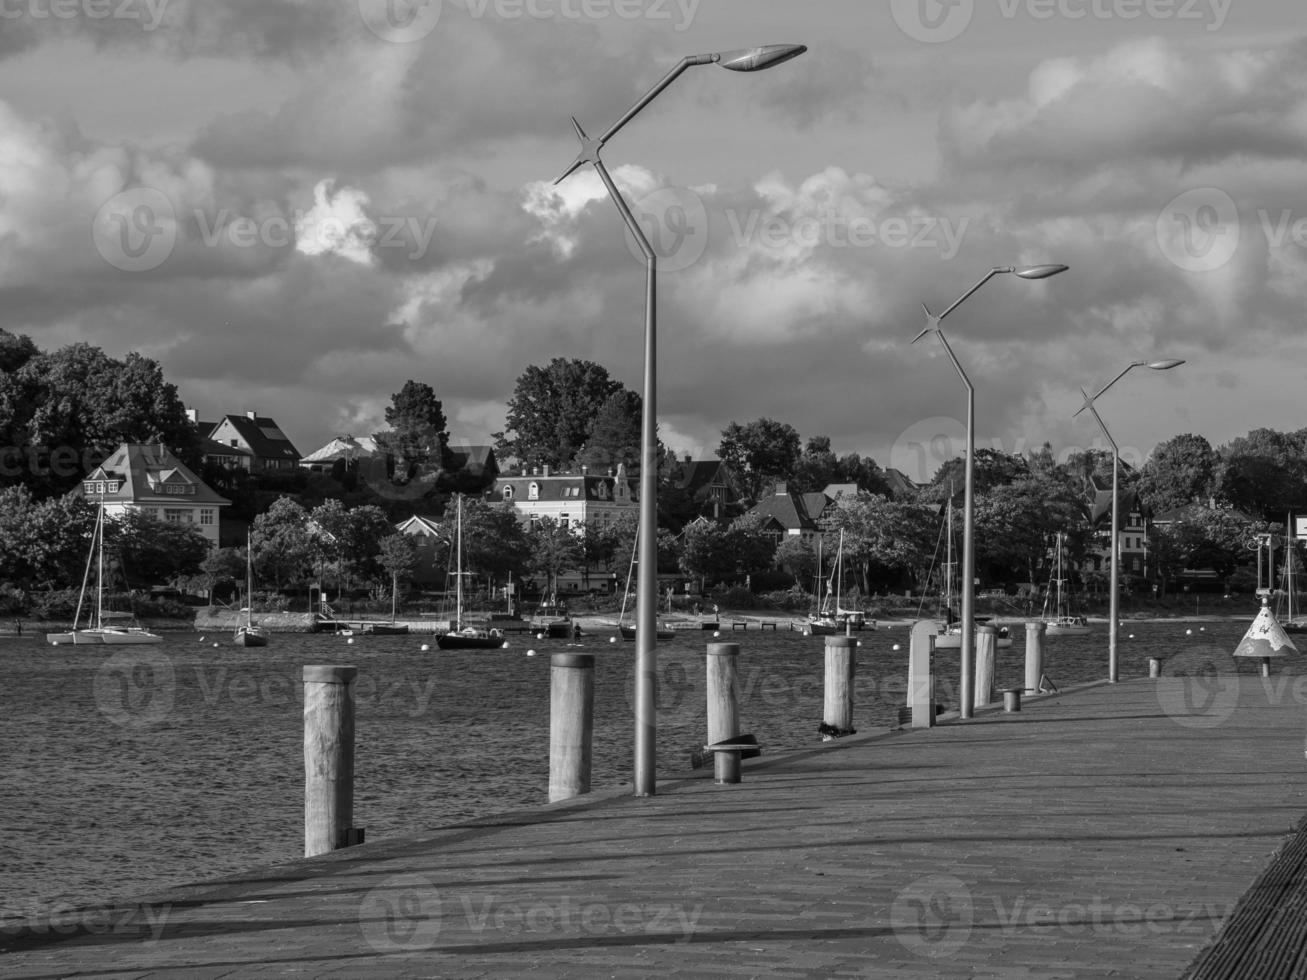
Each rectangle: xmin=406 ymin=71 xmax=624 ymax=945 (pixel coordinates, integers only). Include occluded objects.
xmin=185 ymin=408 xmax=197 ymax=425
xmin=543 ymin=464 xmax=550 ymax=477
xmin=246 ymin=410 xmax=258 ymax=420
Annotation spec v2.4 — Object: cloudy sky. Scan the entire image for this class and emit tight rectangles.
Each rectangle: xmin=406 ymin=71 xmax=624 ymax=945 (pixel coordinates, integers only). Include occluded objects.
xmin=2 ymin=0 xmax=1303 ymax=483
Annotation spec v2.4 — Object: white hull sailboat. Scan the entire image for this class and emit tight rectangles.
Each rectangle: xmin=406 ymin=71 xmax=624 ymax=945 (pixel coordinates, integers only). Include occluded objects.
xmin=1041 ymin=531 xmax=1091 ymax=636
xmin=47 ymin=505 xmax=162 ymax=646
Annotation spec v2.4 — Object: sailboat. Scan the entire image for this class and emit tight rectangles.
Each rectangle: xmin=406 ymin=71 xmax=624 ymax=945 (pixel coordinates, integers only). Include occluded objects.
xmin=617 ymin=534 xmax=674 ymax=641
xmin=803 ymin=533 xmax=843 ymax=636
xmin=931 ymin=499 xmax=1011 ymax=649
xmin=234 ymin=531 xmax=269 ymax=647
xmin=46 ymin=504 xmax=161 ymax=645
xmin=531 ymin=575 xmax=573 ymax=639
xmin=1278 ymin=515 xmax=1307 ymax=634
xmin=1041 ymin=531 xmax=1091 ymax=636
xmin=436 ymin=496 xmax=506 ymax=650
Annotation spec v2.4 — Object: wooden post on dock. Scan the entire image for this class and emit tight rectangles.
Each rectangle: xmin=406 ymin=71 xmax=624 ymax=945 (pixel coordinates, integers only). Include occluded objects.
xmin=303 ymin=665 xmax=358 ymax=858
xmin=973 ymin=625 xmax=997 ymax=710
xmin=908 ymin=621 xmax=935 ymax=728
xmin=706 ymin=643 xmax=742 ymax=783
xmin=1025 ymin=621 xmax=1046 ymax=693
xmin=822 ymin=635 xmax=856 ymax=735
xmin=1148 ymin=657 xmax=1161 ymax=679
xmin=706 ymin=643 xmax=741 ymax=747
xmin=549 ymin=653 xmax=595 ymax=803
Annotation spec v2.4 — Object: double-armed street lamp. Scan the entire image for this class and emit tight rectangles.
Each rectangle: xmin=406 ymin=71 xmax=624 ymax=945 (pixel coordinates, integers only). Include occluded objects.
xmin=913 ymin=264 xmax=1068 ymax=719
xmin=556 ymin=44 xmax=806 ymax=797
xmin=1074 ymin=359 xmax=1185 ymax=683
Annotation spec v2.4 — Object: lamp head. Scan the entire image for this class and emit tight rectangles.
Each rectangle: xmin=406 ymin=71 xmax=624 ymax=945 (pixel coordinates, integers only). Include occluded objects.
xmin=1144 ymin=358 xmax=1185 ymax=370
xmin=715 ymin=44 xmax=807 ymax=72
xmin=1012 ymin=264 xmax=1069 ymax=280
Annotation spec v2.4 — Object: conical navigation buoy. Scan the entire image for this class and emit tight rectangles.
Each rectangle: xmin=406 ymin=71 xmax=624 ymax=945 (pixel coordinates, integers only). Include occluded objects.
xmin=1234 ymin=598 xmax=1297 ymax=676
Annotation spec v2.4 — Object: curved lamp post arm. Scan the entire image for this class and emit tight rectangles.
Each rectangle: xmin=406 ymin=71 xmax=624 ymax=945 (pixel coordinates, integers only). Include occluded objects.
xmin=938 ymin=267 xmax=1012 ymax=322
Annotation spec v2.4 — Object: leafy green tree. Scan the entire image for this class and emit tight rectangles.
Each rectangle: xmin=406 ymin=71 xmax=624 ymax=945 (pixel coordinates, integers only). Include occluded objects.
xmin=0 ymin=487 xmax=97 ymax=589
xmin=576 ymin=389 xmax=643 ymax=476
xmin=775 ymin=535 xmax=816 ymax=586
xmin=716 ymin=418 xmax=802 ymax=503
xmin=374 ymin=380 xmax=449 ymax=479
xmin=1217 ymin=429 xmax=1307 ymax=518
xmin=496 ymin=358 xmax=622 ymax=468
xmin=0 ymin=343 xmax=199 ymax=497
xmin=1137 ymin=434 xmax=1221 ymax=514
xmin=920 ymin=449 xmax=1030 ymax=504
xmin=527 ymin=517 xmax=585 ymax=593
xmin=253 ymin=497 xmax=316 ymax=589
xmin=679 ymin=522 xmax=734 ymax=588
xmin=454 ymin=499 xmax=532 ymax=583
xmin=822 ymin=494 xmax=936 ymax=593
xmin=0 ymin=328 xmax=38 ymax=373
xmin=192 ymin=547 xmax=245 ymax=603
xmin=792 ymin=436 xmax=840 ymax=493
xmin=376 ymin=533 xmax=419 ymax=598
xmin=106 ymin=509 xmax=211 ymax=586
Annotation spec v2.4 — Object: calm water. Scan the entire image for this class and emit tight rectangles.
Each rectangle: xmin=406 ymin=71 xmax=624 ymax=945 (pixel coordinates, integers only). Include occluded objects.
xmin=0 ymin=617 xmax=1253 ymax=920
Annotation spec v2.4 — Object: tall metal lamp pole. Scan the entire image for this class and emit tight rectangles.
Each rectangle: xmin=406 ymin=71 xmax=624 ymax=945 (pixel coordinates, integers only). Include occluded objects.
xmin=556 ymin=44 xmax=806 ymax=796
xmin=1075 ymin=358 xmax=1184 ymax=683
xmin=913 ymin=264 xmax=1068 ymax=719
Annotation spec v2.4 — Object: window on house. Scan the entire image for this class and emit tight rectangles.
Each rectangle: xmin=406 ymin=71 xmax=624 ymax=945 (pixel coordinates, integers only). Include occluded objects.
xmin=164 ymin=509 xmax=192 ymax=524
xmin=199 ymin=510 xmax=214 ymax=526
xmin=503 ymin=486 xmax=514 ymax=500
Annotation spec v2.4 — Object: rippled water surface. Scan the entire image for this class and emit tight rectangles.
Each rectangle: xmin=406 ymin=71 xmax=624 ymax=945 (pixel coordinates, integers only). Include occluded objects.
xmin=0 ymin=617 xmax=1253 ymax=919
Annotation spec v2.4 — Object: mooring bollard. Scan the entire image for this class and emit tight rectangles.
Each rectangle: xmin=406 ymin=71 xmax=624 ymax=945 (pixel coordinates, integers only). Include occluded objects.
xmin=822 ymin=635 xmax=856 ymax=736
xmin=1148 ymin=657 xmax=1161 ymax=679
xmin=1003 ymin=688 xmax=1022 ymax=712
xmin=1025 ymin=621 xmax=1045 ymax=694
xmin=304 ymin=665 xmax=359 ymax=858
xmin=973 ymin=625 xmax=997 ymax=710
xmin=706 ymin=643 xmax=742 ymax=783
xmin=549 ymin=653 xmax=595 ymax=803
xmin=908 ymin=621 xmax=935 ymax=728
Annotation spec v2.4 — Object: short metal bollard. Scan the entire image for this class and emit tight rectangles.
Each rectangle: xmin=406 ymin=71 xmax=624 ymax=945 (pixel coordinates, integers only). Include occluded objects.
xmin=702 ymin=734 xmax=760 ymax=785
xmin=1003 ymin=688 xmax=1021 ymax=713
xmin=1149 ymin=657 xmax=1161 ymax=678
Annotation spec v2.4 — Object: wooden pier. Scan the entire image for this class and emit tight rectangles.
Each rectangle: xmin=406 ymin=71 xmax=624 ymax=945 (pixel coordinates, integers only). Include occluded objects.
xmin=5 ymin=673 xmax=1307 ymax=977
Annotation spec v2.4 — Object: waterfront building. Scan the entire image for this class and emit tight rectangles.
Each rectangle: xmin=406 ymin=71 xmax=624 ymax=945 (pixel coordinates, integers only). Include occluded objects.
xmin=79 ymin=443 xmax=230 ymax=548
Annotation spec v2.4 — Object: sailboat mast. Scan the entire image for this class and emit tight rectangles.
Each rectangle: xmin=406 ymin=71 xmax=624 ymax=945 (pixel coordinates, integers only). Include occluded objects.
xmin=455 ymin=495 xmax=463 ymax=630
xmin=95 ymin=504 xmax=104 ymax=630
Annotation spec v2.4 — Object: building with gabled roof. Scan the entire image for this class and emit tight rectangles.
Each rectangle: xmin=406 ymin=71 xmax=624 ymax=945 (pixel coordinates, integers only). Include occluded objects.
xmin=492 ymin=463 xmax=636 ymax=534
xmin=395 ymin=514 xmax=446 ymax=585
xmin=189 ymin=409 xmax=301 ymax=471
xmin=745 ymin=483 xmax=822 ymax=544
xmin=80 ymin=443 xmax=230 ymax=548
xmin=667 ymin=456 xmax=745 ymax=525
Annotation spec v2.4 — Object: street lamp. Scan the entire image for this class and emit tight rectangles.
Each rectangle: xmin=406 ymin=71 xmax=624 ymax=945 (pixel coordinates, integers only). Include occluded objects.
xmin=913 ymin=264 xmax=1068 ymax=720
xmin=556 ymin=43 xmax=806 ymax=797
xmin=1075 ymin=358 xmax=1185 ymax=683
